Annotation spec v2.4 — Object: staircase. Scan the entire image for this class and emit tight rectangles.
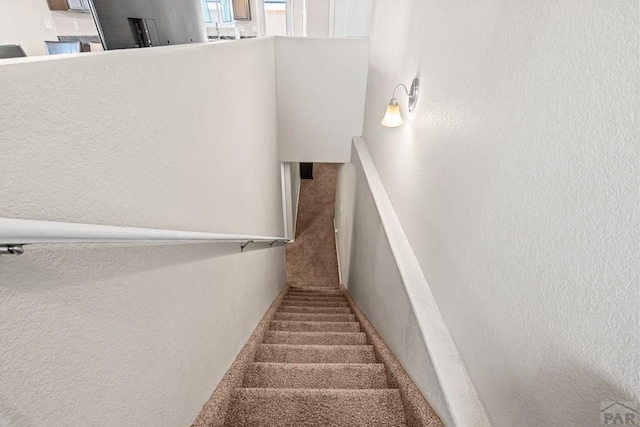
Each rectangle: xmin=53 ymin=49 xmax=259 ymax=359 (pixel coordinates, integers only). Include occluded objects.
xmin=223 ymin=286 xmax=408 ymax=426
xmin=193 ymin=164 xmax=442 ymax=426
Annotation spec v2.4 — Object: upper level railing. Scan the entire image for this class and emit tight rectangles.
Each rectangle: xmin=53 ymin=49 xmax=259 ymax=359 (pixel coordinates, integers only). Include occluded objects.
xmin=0 ymin=217 xmax=288 ymax=256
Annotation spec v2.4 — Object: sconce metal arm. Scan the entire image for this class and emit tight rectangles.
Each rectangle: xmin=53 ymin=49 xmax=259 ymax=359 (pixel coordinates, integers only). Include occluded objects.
xmin=388 ymin=78 xmax=419 ymax=112
xmin=392 ymin=84 xmax=411 ymax=99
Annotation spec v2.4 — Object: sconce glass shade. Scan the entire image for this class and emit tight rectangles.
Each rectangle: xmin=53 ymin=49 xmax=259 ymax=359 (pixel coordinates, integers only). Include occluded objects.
xmin=381 ymin=78 xmax=418 ymax=127
xmin=381 ymin=101 xmax=404 ymax=127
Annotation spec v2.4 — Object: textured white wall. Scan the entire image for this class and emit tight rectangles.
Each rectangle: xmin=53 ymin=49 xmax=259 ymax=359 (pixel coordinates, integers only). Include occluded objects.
xmin=353 ymin=0 xmax=639 ymax=425
xmin=277 ymin=37 xmax=369 ymax=163
xmin=0 ymin=39 xmax=286 ymax=426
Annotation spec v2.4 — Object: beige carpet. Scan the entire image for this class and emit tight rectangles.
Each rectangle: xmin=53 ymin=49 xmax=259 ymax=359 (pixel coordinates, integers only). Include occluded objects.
xmin=285 ymin=163 xmax=340 ymax=288
xmin=193 ymin=163 xmax=443 ymax=427
xmin=223 ymin=287 xmax=408 ymax=426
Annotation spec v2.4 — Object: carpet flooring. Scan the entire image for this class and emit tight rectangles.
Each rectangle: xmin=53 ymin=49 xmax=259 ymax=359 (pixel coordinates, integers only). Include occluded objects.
xmin=193 ymin=164 xmax=443 ymax=426
xmin=223 ymin=287 xmax=408 ymax=426
xmin=285 ymin=164 xmax=340 ymax=288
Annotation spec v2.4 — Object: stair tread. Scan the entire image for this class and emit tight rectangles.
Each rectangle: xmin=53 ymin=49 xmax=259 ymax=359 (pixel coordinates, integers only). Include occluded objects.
xmin=284 ymin=297 xmax=348 ymax=303
xmin=287 ymin=290 xmax=343 ymax=295
xmin=278 ymin=306 xmax=353 ymax=314
xmin=225 ymin=388 xmax=407 ymax=426
xmin=287 ymin=292 xmax=343 ymax=296
xmin=284 ymin=294 xmax=347 ymax=299
xmin=280 ymin=300 xmax=350 ymax=307
xmin=264 ymin=331 xmax=368 ymax=345
xmin=278 ymin=305 xmax=353 ymax=314
xmin=270 ymin=320 xmax=360 ymax=332
xmin=274 ymin=312 xmax=356 ymax=322
xmin=255 ymin=344 xmax=376 ymax=363
xmin=286 ymin=292 xmax=344 ymax=297
xmin=243 ymin=362 xmax=388 ymax=389
xmin=286 ymin=293 xmax=344 ymax=298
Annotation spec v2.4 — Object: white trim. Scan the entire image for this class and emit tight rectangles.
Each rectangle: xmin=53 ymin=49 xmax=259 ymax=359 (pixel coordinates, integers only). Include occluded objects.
xmin=353 ymin=137 xmax=491 ymax=427
xmin=281 ymin=162 xmax=301 ymax=242
xmin=281 ymin=162 xmax=292 ymax=240
xmin=333 ymin=217 xmax=343 ymax=285
xmin=0 ymin=217 xmax=286 ymax=245
xmin=302 ymin=0 xmax=307 ymax=36
xmin=285 ymin=0 xmax=293 ymax=36
xmin=255 ymin=0 xmax=267 ymax=37
xmin=292 ymin=171 xmax=301 ymax=239
xmin=328 ymin=0 xmax=336 ymax=37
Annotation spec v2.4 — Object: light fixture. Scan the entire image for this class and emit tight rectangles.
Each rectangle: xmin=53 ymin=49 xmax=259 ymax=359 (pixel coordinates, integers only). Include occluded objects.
xmin=381 ymin=78 xmax=419 ymax=127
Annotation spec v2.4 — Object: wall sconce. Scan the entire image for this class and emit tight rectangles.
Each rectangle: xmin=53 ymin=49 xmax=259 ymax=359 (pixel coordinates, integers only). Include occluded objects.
xmin=381 ymin=78 xmax=419 ymax=127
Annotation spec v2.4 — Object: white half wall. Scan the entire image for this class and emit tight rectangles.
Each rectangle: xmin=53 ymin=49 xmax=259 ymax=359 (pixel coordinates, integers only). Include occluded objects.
xmin=276 ymin=37 xmax=369 ymax=163
xmin=357 ymin=1 xmax=639 ymax=426
xmin=0 ymin=39 xmax=286 ymax=426
xmin=336 ymin=140 xmax=491 ymax=426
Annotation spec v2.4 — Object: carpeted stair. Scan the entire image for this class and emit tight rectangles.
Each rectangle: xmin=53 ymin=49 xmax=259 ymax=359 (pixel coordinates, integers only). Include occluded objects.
xmin=193 ymin=164 xmax=442 ymax=427
xmin=222 ymin=286 xmax=409 ymax=426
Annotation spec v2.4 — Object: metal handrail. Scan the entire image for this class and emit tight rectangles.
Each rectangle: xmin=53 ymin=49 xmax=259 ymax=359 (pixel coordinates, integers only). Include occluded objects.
xmin=0 ymin=217 xmax=288 ymax=256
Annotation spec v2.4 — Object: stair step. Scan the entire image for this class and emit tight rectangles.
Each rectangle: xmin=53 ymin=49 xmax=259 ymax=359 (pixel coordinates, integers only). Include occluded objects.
xmin=274 ymin=312 xmax=356 ymax=322
xmin=283 ymin=299 xmax=348 ymax=305
xmin=287 ymin=289 xmax=343 ymax=296
xmin=278 ymin=306 xmax=353 ymax=314
xmin=225 ymin=388 xmax=407 ymax=426
xmin=282 ymin=296 xmax=348 ymax=303
xmin=270 ymin=320 xmax=360 ymax=332
xmin=289 ymin=287 xmax=341 ymax=292
xmin=286 ymin=290 xmax=344 ymax=296
xmin=243 ymin=362 xmax=388 ymax=389
xmin=255 ymin=344 xmax=376 ymax=363
xmin=283 ymin=300 xmax=349 ymax=306
xmin=284 ymin=295 xmax=348 ymax=302
xmin=264 ymin=331 xmax=368 ymax=345
xmin=280 ymin=300 xmax=350 ymax=307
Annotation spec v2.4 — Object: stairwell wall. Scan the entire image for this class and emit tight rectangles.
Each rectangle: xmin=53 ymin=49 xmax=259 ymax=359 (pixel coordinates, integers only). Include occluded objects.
xmin=276 ymin=37 xmax=369 ymax=163
xmin=338 ymin=1 xmax=639 ymax=426
xmin=0 ymin=39 xmax=286 ymax=426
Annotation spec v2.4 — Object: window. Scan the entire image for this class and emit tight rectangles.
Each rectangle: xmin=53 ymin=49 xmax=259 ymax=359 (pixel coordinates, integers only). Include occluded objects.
xmin=264 ymin=0 xmax=286 ymax=36
xmin=202 ymin=0 xmax=233 ymax=26
xmin=67 ymin=0 xmax=91 ymax=12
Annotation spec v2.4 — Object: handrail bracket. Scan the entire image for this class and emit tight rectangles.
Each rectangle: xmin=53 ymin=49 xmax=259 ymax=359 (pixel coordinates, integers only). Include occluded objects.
xmin=0 ymin=244 xmax=24 ymax=256
xmin=240 ymin=240 xmax=254 ymax=252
